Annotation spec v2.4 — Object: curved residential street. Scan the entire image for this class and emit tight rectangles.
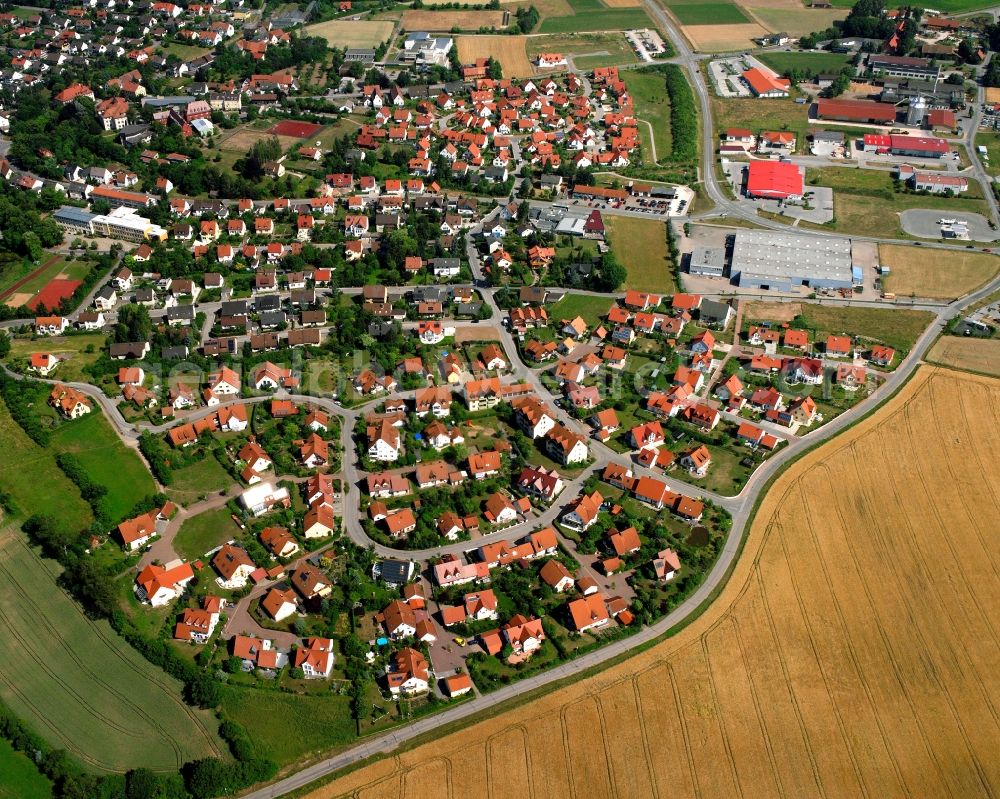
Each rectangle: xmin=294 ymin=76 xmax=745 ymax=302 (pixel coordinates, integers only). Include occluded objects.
xmin=9 ymin=3 xmax=1000 ymax=793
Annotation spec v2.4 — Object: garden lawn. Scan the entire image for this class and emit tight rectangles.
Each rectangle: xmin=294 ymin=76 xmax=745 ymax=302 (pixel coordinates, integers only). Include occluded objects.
xmin=174 ymin=506 xmax=243 ymax=560
xmin=49 ymin=412 xmax=156 ymax=523
xmin=604 ymin=216 xmax=675 ymax=292
xmin=219 ymin=687 xmax=355 ymax=767
xmin=549 ymin=294 xmax=613 ymax=327
xmin=623 ymin=70 xmax=672 ymax=163
xmin=668 ymin=1 xmax=749 ymax=25
xmin=166 ymin=456 xmax=234 ymax=506
xmin=0 ymin=738 xmax=52 ymax=799
xmin=0 ymin=399 xmax=91 ymax=531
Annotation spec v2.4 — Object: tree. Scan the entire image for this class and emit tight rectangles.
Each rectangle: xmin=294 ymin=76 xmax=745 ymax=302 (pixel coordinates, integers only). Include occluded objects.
xmin=114 ymin=303 xmax=152 ymax=343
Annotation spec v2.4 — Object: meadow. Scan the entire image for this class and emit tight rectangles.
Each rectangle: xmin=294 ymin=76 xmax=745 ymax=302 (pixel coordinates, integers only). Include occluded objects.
xmin=604 ymin=216 xmax=674 ymax=292
xmin=743 ymin=300 xmax=935 ymax=352
xmin=219 ymin=687 xmax=355 ymax=768
xmin=0 ymin=738 xmax=52 ymax=799
xmin=524 ymin=32 xmax=639 ymax=70
xmin=879 ymin=244 xmax=1000 ymax=300
xmin=549 ymin=293 xmax=613 ymax=327
xmin=0 ymin=529 xmax=225 ymax=772
xmin=758 ymin=50 xmax=852 ymax=77
xmin=305 ymin=366 xmax=1000 ymax=799
xmin=623 ymin=69 xmax=673 ymax=163
xmin=49 ymin=411 xmax=157 ymax=522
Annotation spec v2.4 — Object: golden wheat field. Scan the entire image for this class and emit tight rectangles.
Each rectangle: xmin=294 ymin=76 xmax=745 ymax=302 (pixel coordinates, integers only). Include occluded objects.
xmin=682 ymin=22 xmax=770 ymax=52
xmin=880 ymin=244 xmax=1000 ymax=300
xmin=928 ymin=336 xmax=1000 ymax=377
xmin=457 ymin=35 xmax=534 ymax=77
xmin=307 ymin=366 xmax=1000 ymax=799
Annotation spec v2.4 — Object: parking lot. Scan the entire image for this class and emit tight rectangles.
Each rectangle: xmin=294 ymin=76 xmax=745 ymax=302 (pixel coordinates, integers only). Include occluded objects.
xmin=900 ymin=209 xmax=999 ymax=242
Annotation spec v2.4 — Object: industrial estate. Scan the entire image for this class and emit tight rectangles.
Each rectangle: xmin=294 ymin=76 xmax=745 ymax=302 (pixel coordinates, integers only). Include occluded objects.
xmin=0 ymin=0 xmax=998 ymax=796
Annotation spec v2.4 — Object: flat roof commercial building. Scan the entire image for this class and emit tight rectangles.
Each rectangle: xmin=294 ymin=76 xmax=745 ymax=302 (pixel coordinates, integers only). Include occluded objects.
xmin=688 ymin=246 xmax=726 ymax=277
xmin=729 ymin=230 xmax=854 ymax=291
xmin=869 ymin=54 xmax=940 ymax=82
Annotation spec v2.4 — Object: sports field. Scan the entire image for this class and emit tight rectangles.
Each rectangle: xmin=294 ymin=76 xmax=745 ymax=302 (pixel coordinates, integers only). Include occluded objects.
xmin=0 ymin=529 xmax=225 ymax=772
xmin=218 ymin=126 xmax=300 ymax=155
xmin=605 ymin=216 xmax=674 ymax=292
xmin=879 ymin=244 xmax=1000 ymax=300
xmin=457 ymin=35 xmax=534 ymax=77
xmin=307 ymin=366 xmax=1000 ymax=799
xmin=27 ymin=278 xmax=81 ymax=312
xmin=303 ymin=19 xmax=394 ymax=47
xmin=927 ymin=336 xmax=1000 ymax=377
xmin=1 ymin=256 xmax=89 ymax=309
xmin=269 ymin=120 xmax=324 ymax=139
xmin=49 ymin=411 xmax=157 ymax=522
xmin=399 ymin=9 xmax=509 ymax=29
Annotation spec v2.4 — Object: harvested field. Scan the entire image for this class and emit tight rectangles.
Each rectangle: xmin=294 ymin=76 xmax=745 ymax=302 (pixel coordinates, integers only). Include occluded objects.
xmin=746 ymin=6 xmax=846 ymax=34
xmin=602 ymin=0 xmax=641 ymax=6
xmin=0 ymin=529 xmax=225 ymax=772
xmin=682 ymin=22 xmax=769 ymax=50
xmin=400 ymin=9 xmax=509 ymax=29
xmin=307 ymin=366 xmax=1000 ymax=799
xmin=268 ymin=120 xmax=324 ymax=138
xmin=986 ymin=87 xmax=1000 ymax=104
xmin=879 ymin=244 xmax=1000 ymax=300
xmin=302 ymin=19 xmax=394 ymax=48
xmin=927 ymin=336 xmax=1000 ymax=377
xmin=457 ymin=35 xmax=533 ymax=77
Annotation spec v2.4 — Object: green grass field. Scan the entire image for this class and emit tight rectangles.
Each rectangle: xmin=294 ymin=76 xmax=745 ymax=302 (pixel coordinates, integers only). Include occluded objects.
xmin=712 ymin=91 xmax=809 ymax=153
xmin=0 ymin=400 xmax=91 ymax=531
xmin=975 ymin=130 xmax=1000 ymax=177
xmin=525 ymin=32 xmax=640 ymax=69
xmin=805 ymin=166 xmax=991 ymax=239
xmin=174 ymin=506 xmax=242 ymax=560
xmin=49 ymin=412 xmax=157 ymax=523
xmin=538 ymin=1 xmax=652 ymax=32
xmin=668 ymin=1 xmax=749 ymax=25
xmin=605 ymin=216 xmax=675 ymax=292
xmin=161 ymin=41 xmax=212 ymax=61
xmin=8 ymin=333 xmax=105 ymax=384
xmin=623 ymin=70 xmax=672 ymax=164
xmin=0 ymin=738 xmax=51 ymax=799
xmin=549 ymin=293 xmax=613 ymax=327
xmin=745 ymin=302 xmax=935 ymax=352
xmin=0 ymin=529 xmax=225 ymax=772
xmin=758 ymin=51 xmax=852 ymax=78
xmin=166 ymin=456 xmax=234 ymax=506
xmin=219 ymin=687 xmax=355 ymax=767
